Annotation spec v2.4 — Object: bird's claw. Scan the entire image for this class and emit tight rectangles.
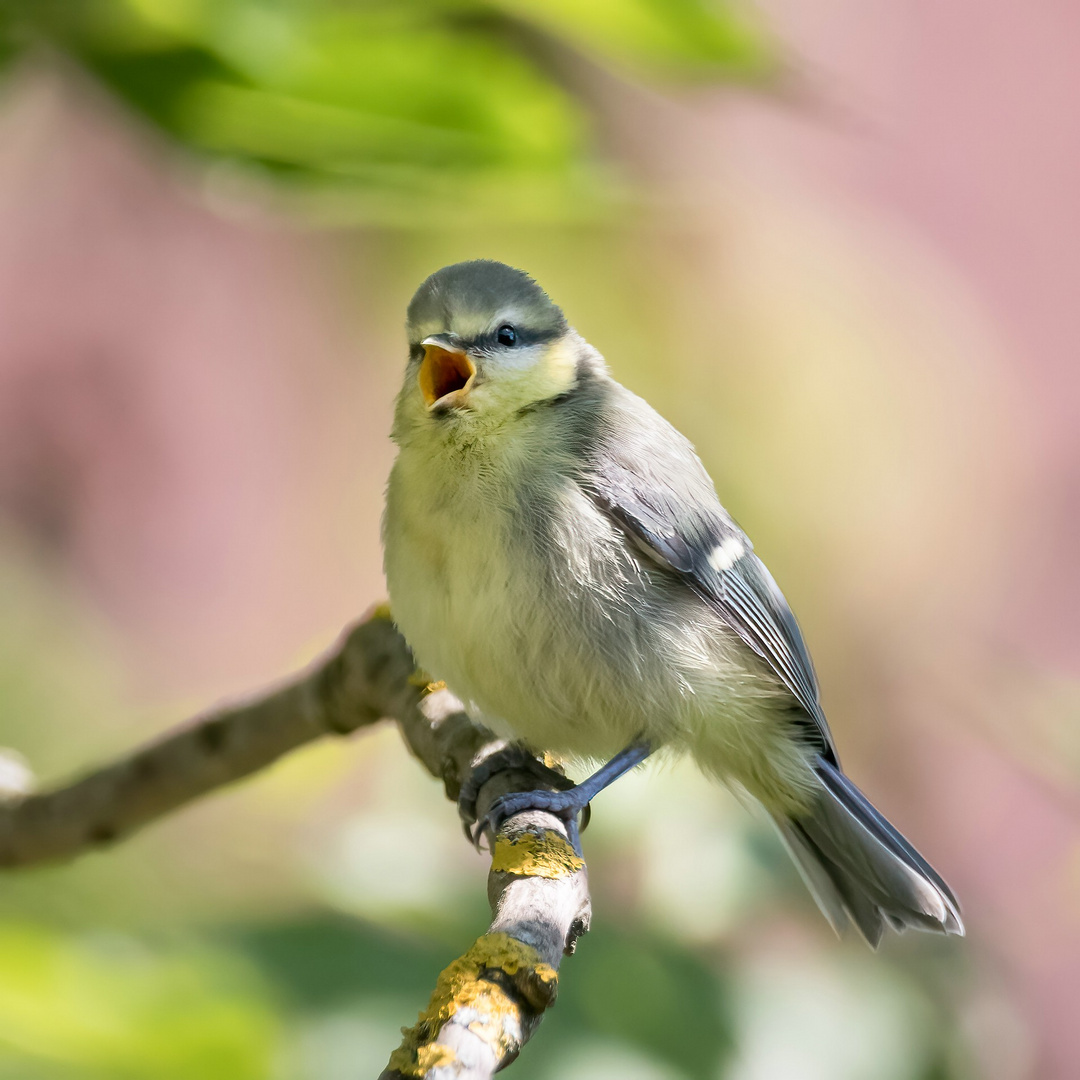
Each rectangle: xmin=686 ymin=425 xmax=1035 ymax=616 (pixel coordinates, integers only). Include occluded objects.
xmin=457 ymin=745 xmax=590 ymax=853
xmin=471 ymin=787 xmax=593 ymax=856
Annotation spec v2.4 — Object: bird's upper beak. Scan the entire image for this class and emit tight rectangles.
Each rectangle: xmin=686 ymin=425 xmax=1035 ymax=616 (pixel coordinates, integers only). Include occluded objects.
xmin=419 ymin=335 xmax=476 ymax=410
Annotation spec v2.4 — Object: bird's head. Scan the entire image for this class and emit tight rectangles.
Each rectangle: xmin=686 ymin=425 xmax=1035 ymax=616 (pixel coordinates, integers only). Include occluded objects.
xmin=397 ymin=260 xmax=582 ymax=434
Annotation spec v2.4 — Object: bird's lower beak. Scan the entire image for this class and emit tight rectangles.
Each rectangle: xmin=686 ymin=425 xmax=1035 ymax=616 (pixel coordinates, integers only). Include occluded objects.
xmin=419 ymin=338 xmax=476 ymax=410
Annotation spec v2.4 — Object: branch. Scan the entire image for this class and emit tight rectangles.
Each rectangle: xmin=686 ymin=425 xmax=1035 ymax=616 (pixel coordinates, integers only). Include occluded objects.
xmin=383 ymin=690 xmax=591 ymax=1078
xmin=0 ymin=605 xmax=592 ymax=1078
xmin=0 ymin=606 xmax=415 ymax=866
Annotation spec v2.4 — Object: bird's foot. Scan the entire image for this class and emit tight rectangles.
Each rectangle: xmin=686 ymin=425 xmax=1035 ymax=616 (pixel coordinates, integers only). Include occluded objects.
xmin=461 ymin=740 xmax=652 ymax=856
xmin=458 ymin=745 xmax=588 ymax=852
xmin=476 ymin=785 xmax=593 ymax=855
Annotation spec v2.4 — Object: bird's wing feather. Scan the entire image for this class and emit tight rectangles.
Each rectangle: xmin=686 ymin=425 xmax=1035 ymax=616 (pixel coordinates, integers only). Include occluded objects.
xmin=583 ymin=393 xmax=838 ymax=763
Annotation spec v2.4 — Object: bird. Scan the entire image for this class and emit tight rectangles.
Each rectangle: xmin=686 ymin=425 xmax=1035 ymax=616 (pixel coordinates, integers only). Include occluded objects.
xmin=382 ymin=258 xmax=964 ymax=947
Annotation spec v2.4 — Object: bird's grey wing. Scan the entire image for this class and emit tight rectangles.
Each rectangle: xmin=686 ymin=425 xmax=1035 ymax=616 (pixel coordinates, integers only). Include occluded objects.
xmin=586 ymin=425 xmax=838 ymax=765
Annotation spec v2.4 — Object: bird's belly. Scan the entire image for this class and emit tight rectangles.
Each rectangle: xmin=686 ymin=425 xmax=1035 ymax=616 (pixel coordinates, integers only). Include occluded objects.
xmin=385 ymin=506 xmax=604 ymax=752
xmin=385 ymin=463 xmax=782 ymax=764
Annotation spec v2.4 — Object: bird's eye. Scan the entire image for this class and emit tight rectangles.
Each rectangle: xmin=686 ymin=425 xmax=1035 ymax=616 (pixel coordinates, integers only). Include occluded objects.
xmin=496 ymin=324 xmax=517 ymax=347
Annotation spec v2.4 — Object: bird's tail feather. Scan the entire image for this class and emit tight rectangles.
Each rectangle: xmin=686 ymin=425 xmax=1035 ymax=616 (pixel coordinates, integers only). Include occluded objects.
xmin=772 ymin=755 xmax=964 ymax=948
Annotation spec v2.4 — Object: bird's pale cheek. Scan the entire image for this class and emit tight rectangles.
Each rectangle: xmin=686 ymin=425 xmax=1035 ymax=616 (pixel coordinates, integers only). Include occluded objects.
xmin=537 ymin=339 xmax=579 ymax=397
xmin=490 ymin=340 xmax=579 ymax=411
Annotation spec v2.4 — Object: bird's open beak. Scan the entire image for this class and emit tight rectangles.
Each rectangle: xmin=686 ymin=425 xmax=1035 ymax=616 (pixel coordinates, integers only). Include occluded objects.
xmin=419 ymin=336 xmax=476 ymax=410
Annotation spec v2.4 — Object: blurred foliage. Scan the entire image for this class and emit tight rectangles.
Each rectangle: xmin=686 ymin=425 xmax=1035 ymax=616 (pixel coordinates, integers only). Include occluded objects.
xmin=0 ymin=923 xmax=279 ymax=1079
xmin=0 ymin=908 xmax=974 ymax=1080
xmin=226 ymin=914 xmax=735 ymax=1079
xmin=0 ymin=912 xmax=736 ymax=1080
xmin=0 ymin=0 xmax=771 ymax=222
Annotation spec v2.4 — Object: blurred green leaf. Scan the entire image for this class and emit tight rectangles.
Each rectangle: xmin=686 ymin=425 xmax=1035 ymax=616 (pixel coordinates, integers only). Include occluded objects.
xmin=556 ymin=923 xmax=733 ymax=1080
xmin=226 ymin=913 xmax=455 ymax=1013
xmin=492 ymin=0 xmax=771 ymax=76
xmin=0 ymin=923 xmax=279 ymax=1080
xmin=0 ymin=0 xmax=772 ymax=220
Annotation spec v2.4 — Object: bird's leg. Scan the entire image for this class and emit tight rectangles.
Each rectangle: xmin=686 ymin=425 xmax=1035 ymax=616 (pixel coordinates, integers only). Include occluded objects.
xmin=473 ymin=740 xmax=653 ymax=855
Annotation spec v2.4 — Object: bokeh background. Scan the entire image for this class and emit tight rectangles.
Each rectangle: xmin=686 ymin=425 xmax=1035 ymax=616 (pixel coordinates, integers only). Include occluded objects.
xmin=0 ymin=1 xmax=1077 ymax=1077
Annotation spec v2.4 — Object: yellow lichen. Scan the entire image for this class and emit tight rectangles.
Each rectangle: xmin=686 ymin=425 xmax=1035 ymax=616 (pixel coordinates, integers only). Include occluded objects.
xmin=412 ymin=678 xmax=447 ymax=695
xmin=541 ymin=751 xmax=566 ymax=771
xmin=407 ymin=669 xmax=445 ymax=694
xmin=491 ymin=831 xmax=585 ymax=879
xmin=385 ymin=933 xmax=557 ymax=1077
xmin=413 ymin=1043 xmax=456 ymax=1072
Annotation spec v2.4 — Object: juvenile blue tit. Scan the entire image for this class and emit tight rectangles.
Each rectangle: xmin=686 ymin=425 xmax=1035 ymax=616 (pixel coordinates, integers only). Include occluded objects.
xmin=382 ymin=259 xmax=963 ymax=946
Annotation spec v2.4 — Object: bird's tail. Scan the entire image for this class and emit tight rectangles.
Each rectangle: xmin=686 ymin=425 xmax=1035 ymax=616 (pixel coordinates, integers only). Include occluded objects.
xmin=772 ymin=755 xmax=964 ymax=947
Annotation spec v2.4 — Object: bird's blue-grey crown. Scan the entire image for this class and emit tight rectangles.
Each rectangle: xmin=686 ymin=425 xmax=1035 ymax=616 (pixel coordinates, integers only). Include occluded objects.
xmin=406 ymin=259 xmax=567 ymax=345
